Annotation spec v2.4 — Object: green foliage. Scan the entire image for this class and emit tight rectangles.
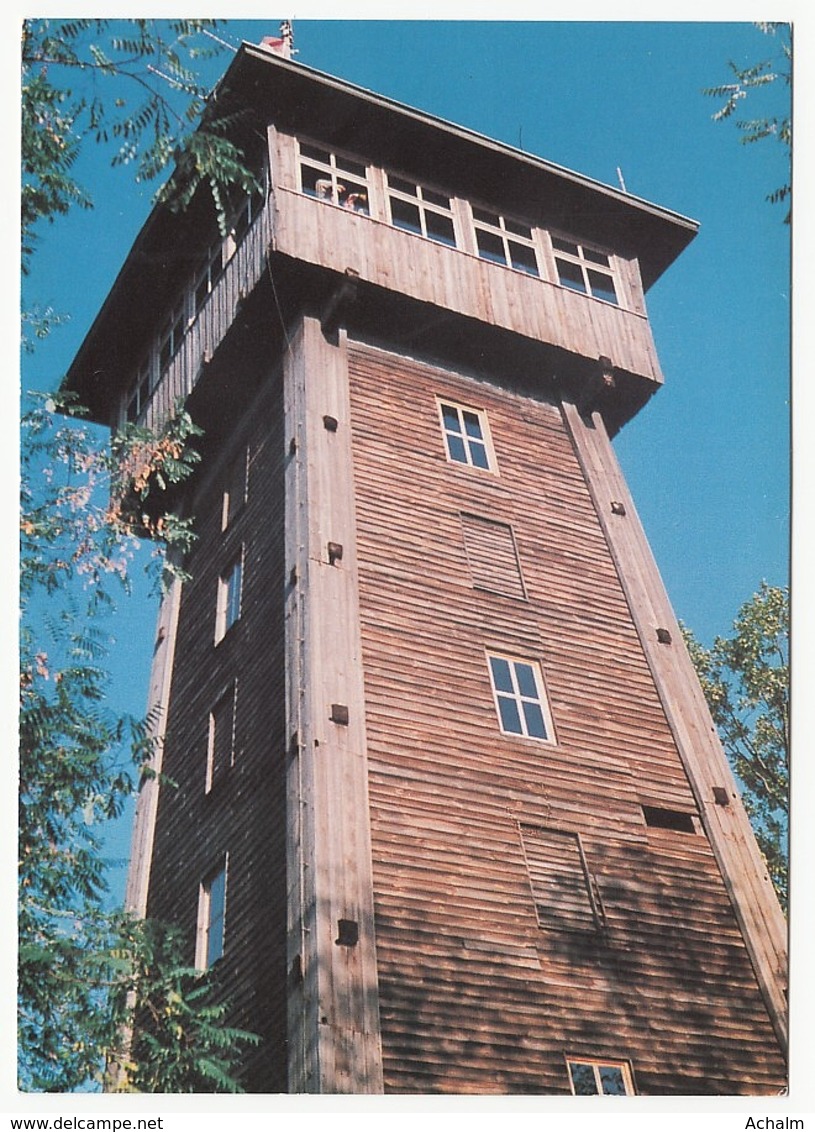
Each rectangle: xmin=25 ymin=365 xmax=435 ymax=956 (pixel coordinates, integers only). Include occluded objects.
xmin=108 ymin=920 xmax=260 ymax=1093
xmin=683 ymin=583 xmax=789 ymax=909
xmin=19 ymin=396 xmax=258 ymax=1091
xmin=703 ymin=22 xmax=791 ymax=221
xmin=21 ymin=19 xmax=259 ymax=272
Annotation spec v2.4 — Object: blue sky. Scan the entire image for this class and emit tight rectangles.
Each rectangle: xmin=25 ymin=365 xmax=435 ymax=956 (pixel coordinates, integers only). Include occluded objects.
xmin=19 ymin=16 xmax=793 ymax=910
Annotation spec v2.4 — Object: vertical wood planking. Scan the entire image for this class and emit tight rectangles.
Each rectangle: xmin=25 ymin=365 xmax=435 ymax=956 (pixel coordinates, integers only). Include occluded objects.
xmin=561 ymin=400 xmax=788 ymax=1053
xmin=284 ymin=316 xmax=384 ymax=1093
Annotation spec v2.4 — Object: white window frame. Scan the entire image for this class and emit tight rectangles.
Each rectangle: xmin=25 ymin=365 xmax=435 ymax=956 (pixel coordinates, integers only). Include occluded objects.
xmin=296 ymin=139 xmax=371 ymax=213
xmin=386 ymin=173 xmax=459 ymax=247
xmin=196 ymin=859 xmax=228 ymax=970
xmin=215 ymin=551 xmax=243 ymax=644
xmin=471 ymin=205 xmax=541 ymax=276
xmin=221 ymin=446 xmax=249 ymax=532
xmin=436 ymin=398 xmax=498 ymax=473
xmin=486 ymin=652 xmax=555 ymax=743
xmin=548 ymin=234 xmax=620 ymax=305
xmin=566 ymin=1058 xmax=635 ymax=1096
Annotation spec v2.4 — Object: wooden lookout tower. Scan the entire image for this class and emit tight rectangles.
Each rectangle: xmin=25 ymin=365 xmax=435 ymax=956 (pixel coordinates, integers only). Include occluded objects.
xmin=64 ymin=35 xmax=788 ymax=1095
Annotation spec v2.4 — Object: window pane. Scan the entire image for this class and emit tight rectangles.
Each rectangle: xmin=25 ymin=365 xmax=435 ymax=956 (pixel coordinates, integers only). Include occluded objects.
xmin=446 ymin=433 xmax=467 ymax=463
xmin=583 ymin=246 xmax=610 ymax=266
xmin=391 ymin=197 xmax=422 ymax=235
xmin=462 ymin=410 xmax=484 ymax=441
xmin=468 ymin=440 xmax=490 ymax=470
xmin=489 ymin=656 xmax=514 ymax=693
xmin=425 ymin=211 xmax=456 ymax=246
xmin=338 ymin=157 xmax=366 ymax=178
xmin=505 ymin=218 xmax=533 ymax=239
xmin=552 ymin=236 xmax=579 ymax=256
xmin=476 ymin=229 xmax=507 ymax=266
xmin=497 ymin=695 xmax=523 ymax=734
xmin=522 ymin=700 xmax=548 ymax=740
xmin=388 ymin=174 xmax=415 ymax=195
xmin=556 ymin=258 xmax=587 ymax=293
xmin=472 ymin=205 xmax=500 ymax=226
xmin=339 ymin=179 xmax=369 ymax=213
xmin=301 ymin=163 xmax=331 ymax=198
xmin=441 ymin=403 xmax=462 ymax=433
xmin=509 ymin=241 xmax=539 ymax=276
xmin=300 ymin=142 xmax=331 ymax=163
xmin=423 ymin=187 xmax=450 ymax=209
xmin=600 ymin=1066 xmax=627 ymax=1095
xmin=569 ymin=1063 xmax=599 ymax=1095
xmin=206 ymin=869 xmax=226 ymax=966
xmin=587 ymin=269 xmax=618 ymax=304
xmin=514 ymin=662 xmax=538 ymax=699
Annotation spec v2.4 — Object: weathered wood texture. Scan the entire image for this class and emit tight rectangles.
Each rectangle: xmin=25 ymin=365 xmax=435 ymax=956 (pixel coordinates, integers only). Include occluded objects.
xmin=346 ymin=339 xmax=786 ymax=1095
xmin=284 ymin=317 xmax=384 ymax=1093
xmin=142 ymin=368 xmax=289 ymax=1092
xmin=561 ymin=401 xmax=788 ymax=1051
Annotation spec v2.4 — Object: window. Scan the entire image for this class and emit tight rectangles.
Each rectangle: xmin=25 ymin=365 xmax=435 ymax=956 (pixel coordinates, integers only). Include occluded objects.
xmin=461 ymin=513 xmax=526 ymax=599
xmin=193 ymin=238 xmax=226 ymax=316
xmin=387 ymin=175 xmax=457 ymax=247
xmin=487 ymin=654 xmax=553 ymax=741
xmin=642 ymin=805 xmax=697 ymax=834
xmin=215 ymin=553 xmax=243 ymax=643
xmin=221 ymin=447 xmax=248 ymax=531
xmin=472 ymin=206 xmax=539 ymax=276
xmin=298 ymin=141 xmax=370 ymax=213
xmin=206 ymin=684 xmax=236 ymax=793
xmin=437 ymin=400 xmax=495 ymax=471
xmin=519 ymin=824 xmax=605 ymax=933
xmin=567 ymin=1059 xmax=635 ymax=1096
xmin=551 ymin=236 xmax=619 ymax=304
xmin=197 ymin=862 xmax=227 ymax=969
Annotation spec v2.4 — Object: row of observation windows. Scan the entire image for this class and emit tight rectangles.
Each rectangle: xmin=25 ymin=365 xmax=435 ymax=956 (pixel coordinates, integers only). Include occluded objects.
xmin=296 ymin=139 xmax=621 ymax=304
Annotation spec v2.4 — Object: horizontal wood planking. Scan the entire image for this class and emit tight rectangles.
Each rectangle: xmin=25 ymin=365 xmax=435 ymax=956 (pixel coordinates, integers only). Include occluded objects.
xmin=143 ymin=370 xmax=289 ymax=1092
xmin=272 ymin=183 xmax=663 ymax=385
xmin=346 ymin=339 xmax=786 ymax=1095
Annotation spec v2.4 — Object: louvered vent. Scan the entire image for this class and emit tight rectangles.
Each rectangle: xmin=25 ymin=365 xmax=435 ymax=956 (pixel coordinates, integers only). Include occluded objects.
xmin=461 ymin=513 xmax=526 ymax=598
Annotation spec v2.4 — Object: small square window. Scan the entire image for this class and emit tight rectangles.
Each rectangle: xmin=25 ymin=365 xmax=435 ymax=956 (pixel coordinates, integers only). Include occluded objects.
xmin=215 ymin=553 xmax=243 ymax=643
xmin=566 ymin=1058 xmax=635 ymax=1096
xmin=437 ymin=400 xmax=496 ymax=472
xmin=387 ymin=174 xmax=458 ymax=247
xmin=197 ymin=861 xmax=227 ymax=970
xmin=551 ymin=235 xmax=619 ymax=305
xmin=487 ymin=654 xmax=553 ymax=742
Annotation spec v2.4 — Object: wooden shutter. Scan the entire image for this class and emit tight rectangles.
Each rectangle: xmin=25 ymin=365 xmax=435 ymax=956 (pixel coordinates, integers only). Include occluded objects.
xmin=461 ymin=513 xmax=526 ymax=598
xmin=519 ymin=824 xmax=604 ymax=933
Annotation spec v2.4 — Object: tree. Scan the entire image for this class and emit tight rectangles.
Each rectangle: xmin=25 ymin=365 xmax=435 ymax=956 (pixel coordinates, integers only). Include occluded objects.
xmin=683 ymin=583 xmax=789 ymax=910
xmin=703 ymin=22 xmax=792 ymax=222
xmin=21 ymin=18 xmax=259 ymax=276
xmin=20 ymin=19 xmax=265 ymax=1090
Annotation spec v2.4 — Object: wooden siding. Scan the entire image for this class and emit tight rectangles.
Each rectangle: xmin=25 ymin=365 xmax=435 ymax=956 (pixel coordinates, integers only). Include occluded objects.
xmin=137 ymin=202 xmax=273 ymax=435
xmin=272 ymin=184 xmax=663 ymax=386
xmin=346 ymin=339 xmax=786 ymax=1095
xmin=140 ymin=369 xmax=289 ymax=1092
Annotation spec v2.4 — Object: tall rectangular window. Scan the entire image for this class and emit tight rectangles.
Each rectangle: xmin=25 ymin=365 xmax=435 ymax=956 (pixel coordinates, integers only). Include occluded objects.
xmin=297 ymin=141 xmax=370 ymax=213
xmin=221 ymin=447 xmax=248 ymax=531
xmin=437 ymin=400 xmax=495 ymax=471
xmin=215 ymin=553 xmax=243 ymax=643
xmin=197 ymin=862 xmax=227 ymax=970
xmin=487 ymin=654 xmax=553 ymax=741
xmin=519 ymin=824 xmax=605 ymax=933
xmin=567 ymin=1059 xmax=634 ymax=1095
xmin=461 ymin=514 xmax=526 ymax=599
xmin=472 ymin=206 xmax=540 ymax=276
xmin=206 ymin=684 xmax=236 ymax=793
xmin=387 ymin=175 xmax=457 ymax=247
xmin=551 ymin=236 xmax=619 ymax=304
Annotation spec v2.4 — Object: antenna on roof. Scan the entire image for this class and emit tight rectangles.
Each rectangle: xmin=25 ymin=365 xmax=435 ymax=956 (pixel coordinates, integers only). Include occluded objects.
xmin=616 ymin=166 xmax=628 ymax=193
xmin=261 ymin=20 xmax=296 ymax=59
